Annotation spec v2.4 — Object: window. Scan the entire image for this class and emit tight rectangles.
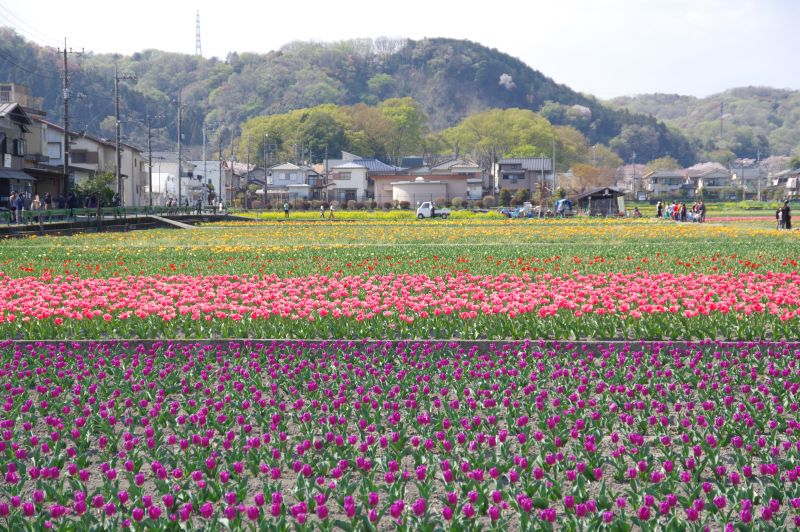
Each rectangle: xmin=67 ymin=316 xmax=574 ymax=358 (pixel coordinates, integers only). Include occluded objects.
xmin=71 ymin=150 xmax=99 ymax=164
xmin=47 ymin=142 xmax=62 ymax=160
xmin=336 ymin=171 xmax=351 ymax=181
xmin=12 ymin=139 xmax=25 ymax=156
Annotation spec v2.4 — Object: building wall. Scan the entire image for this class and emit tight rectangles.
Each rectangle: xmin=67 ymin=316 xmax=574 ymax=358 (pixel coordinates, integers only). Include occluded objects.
xmin=330 ymin=167 xmax=368 ymax=200
xmin=373 ymin=175 xmax=469 ymax=204
xmin=392 ymin=183 xmax=447 ymax=205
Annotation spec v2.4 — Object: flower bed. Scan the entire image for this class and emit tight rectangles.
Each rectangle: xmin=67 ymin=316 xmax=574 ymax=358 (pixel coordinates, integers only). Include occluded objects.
xmin=0 ymin=340 xmax=798 ymax=530
xmin=1 ymin=271 xmax=798 ymax=340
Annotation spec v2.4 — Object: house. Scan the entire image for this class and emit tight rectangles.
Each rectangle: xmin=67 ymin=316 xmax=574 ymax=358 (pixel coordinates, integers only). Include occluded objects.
xmin=328 ymin=161 xmax=368 ymax=203
xmin=39 ymin=118 xmax=149 ymax=206
xmin=694 ymin=168 xmax=734 ymax=200
xmin=188 ymin=159 xmax=234 ymax=203
xmin=731 ymin=165 xmax=767 ymax=200
xmin=574 ymin=187 xmax=626 ymax=216
xmin=327 ymin=158 xmax=403 ymax=203
xmin=494 ymin=158 xmax=554 ymax=196
xmin=770 ymin=168 xmax=800 ymax=199
xmin=265 ymin=162 xmax=322 ymax=201
xmin=371 ymin=158 xmax=482 ymax=205
xmin=0 ymin=102 xmax=37 ymax=203
xmin=643 ymin=170 xmax=690 ymax=199
xmin=149 ymin=152 xmax=200 ymax=205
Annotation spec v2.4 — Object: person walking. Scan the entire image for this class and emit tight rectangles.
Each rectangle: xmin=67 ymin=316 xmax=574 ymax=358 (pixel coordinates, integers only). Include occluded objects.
xmin=320 ymin=205 xmax=325 ymax=219
xmin=31 ymin=194 xmax=41 ymax=223
xmin=13 ymin=191 xmax=25 ymax=224
xmin=328 ymin=203 xmax=335 ymax=220
xmin=8 ymin=192 xmax=16 ymax=223
xmin=776 ymin=206 xmax=784 ymax=230
xmin=283 ymin=202 xmax=290 ymax=219
xmin=656 ymin=201 xmax=663 ymax=218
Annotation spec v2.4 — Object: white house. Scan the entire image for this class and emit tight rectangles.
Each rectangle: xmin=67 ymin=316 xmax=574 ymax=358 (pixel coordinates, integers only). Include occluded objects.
xmin=329 ymin=161 xmax=369 ymax=202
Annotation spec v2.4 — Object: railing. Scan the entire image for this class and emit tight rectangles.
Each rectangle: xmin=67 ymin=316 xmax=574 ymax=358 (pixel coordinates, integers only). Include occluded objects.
xmin=3 ymin=205 xmax=225 ymax=226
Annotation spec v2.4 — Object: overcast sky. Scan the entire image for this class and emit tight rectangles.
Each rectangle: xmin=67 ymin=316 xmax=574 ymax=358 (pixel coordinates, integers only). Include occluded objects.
xmin=1 ymin=0 xmax=798 ymax=99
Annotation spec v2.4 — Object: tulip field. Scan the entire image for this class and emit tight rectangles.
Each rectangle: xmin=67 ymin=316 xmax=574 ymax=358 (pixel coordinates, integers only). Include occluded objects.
xmin=0 ymin=217 xmax=799 ymax=530
xmin=0 ymin=218 xmax=797 ymax=341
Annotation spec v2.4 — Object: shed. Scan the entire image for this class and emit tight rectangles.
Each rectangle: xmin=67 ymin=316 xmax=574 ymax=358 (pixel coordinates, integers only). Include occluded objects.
xmin=574 ymin=187 xmax=626 ymax=216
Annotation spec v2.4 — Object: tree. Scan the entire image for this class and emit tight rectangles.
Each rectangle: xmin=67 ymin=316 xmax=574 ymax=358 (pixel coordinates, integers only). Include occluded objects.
xmin=297 ymin=108 xmax=348 ymax=163
xmin=379 ymin=97 xmax=428 ymax=163
xmin=568 ymin=164 xmax=616 ymax=193
xmin=590 ymin=144 xmax=623 ymax=168
xmin=610 ymin=124 xmax=661 ymax=162
xmin=74 ymin=172 xmax=115 ymax=206
xmin=645 ymin=156 xmax=681 ymax=173
xmin=789 ymin=156 xmax=800 ymax=170
xmin=499 ymin=188 xmax=512 ymax=206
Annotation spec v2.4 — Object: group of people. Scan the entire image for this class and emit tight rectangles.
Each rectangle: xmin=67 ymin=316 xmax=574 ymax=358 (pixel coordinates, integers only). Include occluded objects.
xmin=776 ymin=201 xmax=793 ymax=230
xmin=656 ymin=200 xmax=706 ymax=223
xmin=7 ymin=191 xmax=65 ymax=224
xmin=164 ymin=197 xmax=189 ymax=208
xmin=319 ymin=204 xmax=335 ymax=219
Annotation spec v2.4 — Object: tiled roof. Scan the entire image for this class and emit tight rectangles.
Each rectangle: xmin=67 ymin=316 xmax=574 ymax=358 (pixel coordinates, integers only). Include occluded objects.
xmin=353 ymin=158 xmax=403 ymax=173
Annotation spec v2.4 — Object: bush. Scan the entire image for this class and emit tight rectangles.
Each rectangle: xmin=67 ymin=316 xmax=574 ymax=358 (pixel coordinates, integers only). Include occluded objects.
xmin=499 ymin=189 xmax=512 ymax=207
xmin=482 ymin=195 xmax=496 ymax=208
xmin=451 ymin=197 xmax=464 ymax=208
xmin=399 ymin=201 xmax=411 ymax=210
xmin=347 ymin=200 xmax=357 ymax=210
xmin=434 ymin=197 xmax=448 ymax=207
xmin=382 ymin=201 xmax=393 ymax=210
xmin=514 ymin=188 xmax=531 ymax=204
xmin=368 ymin=201 xmax=378 ymax=210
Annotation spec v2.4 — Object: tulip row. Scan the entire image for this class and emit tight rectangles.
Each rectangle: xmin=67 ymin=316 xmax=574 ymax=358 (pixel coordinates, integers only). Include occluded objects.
xmin=0 ymin=270 xmax=798 ymax=340
xmin=1 ymin=219 xmax=798 ymax=281
xmin=0 ymin=339 xmax=799 ymax=530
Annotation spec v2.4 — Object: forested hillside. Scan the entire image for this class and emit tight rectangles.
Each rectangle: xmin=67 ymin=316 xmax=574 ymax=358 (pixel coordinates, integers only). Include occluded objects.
xmin=1 ymin=28 xmax=697 ymax=164
xmin=609 ymin=87 xmax=800 ymax=163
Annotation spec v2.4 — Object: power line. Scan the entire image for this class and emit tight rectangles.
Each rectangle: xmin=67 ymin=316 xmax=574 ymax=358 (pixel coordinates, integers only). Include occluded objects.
xmin=0 ymin=46 xmax=62 ymax=81
xmin=0 ymin=4 xmax=63 ymax=47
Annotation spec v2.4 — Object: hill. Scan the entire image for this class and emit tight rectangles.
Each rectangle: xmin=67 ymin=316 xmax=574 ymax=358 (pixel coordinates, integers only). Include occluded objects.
xmin=1 ymin=28 xmax=694 ymax=164
xmin=608 ymin=87 xmax=800 ymax=162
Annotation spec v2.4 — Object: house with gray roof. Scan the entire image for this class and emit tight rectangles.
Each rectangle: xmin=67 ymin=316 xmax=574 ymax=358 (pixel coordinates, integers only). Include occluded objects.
xmin=494 ymin=158 xmax=553 ymax=195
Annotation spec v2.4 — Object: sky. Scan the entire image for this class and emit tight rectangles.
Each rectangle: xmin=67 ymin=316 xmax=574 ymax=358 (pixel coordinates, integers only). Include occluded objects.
xmin=1 ymin=0 xmax=798 ymax=99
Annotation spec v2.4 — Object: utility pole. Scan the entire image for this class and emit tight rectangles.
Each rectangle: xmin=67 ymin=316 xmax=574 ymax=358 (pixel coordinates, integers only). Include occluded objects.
xmin=58 ymin=39 xmax=83 ymax=195
xmin=263 ymin=133 xmax=269 ymax=207
xmin=245 ymin=133 xmax=250 ymax=207
xmin=218 ymin=128 xmax=226 ymax=207
xmin=115 ymin=65 xmax=137 ymax=206
xmin=632 ymin=152 xmax=637 ymax=200
xmin=552 ymin=137 xmax=557 ymax=198
xmin=229 ymin=131 xmax=236 ymax=207
xmin=146 ymin=114 xmax=165 ymax=208
xmin=176 ymin=90 xmax=184 ymax=207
